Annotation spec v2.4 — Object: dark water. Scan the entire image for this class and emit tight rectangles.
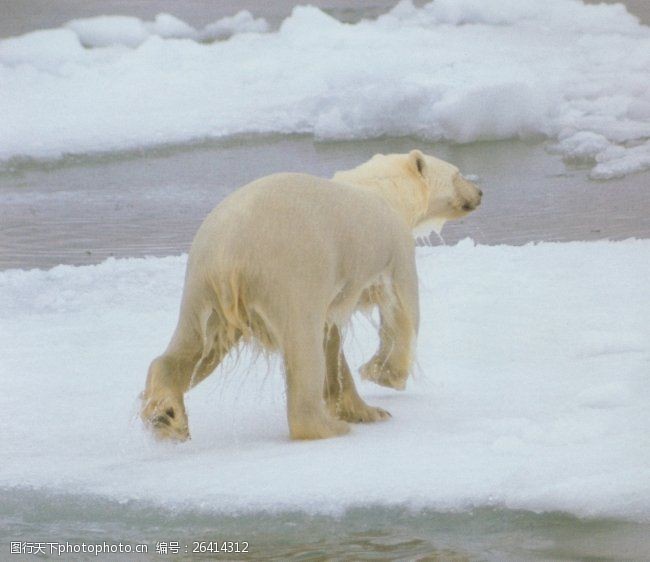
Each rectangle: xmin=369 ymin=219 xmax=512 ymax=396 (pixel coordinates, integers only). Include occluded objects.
xmin=2 ymin=136 xmax=649 ymax=270
xmin=3 ymin=488 xmax=650 ymax=561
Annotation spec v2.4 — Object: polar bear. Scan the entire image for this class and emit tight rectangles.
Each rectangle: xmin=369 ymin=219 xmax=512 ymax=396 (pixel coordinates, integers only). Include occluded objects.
xmin=140 ymin=150 xmax=481 ymax=441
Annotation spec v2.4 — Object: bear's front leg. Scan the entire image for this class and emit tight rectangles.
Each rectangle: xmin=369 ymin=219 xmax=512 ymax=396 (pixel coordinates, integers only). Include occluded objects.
xmin=359 ymin=305 xmax=414 ymax=391
xmin=283 ymin=323 xmax=350 ymax=440
xmin=361 ymin=260 xmax=419 ymax=391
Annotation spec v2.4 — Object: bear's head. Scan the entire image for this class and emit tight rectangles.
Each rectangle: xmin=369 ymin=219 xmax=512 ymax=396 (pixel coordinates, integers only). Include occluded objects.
xmin=333 ymin=150 xmax=482 ymax=237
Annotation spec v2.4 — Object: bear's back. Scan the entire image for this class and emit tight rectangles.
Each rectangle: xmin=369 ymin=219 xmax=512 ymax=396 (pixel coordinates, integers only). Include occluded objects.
xmin=188 ymin=173 xmax=413 ymax=296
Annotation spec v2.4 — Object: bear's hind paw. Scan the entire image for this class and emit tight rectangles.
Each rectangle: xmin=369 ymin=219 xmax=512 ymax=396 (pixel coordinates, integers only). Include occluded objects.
xmin=330 ymin=400 xmax=391 ymax=423
xmin=289 ymin=412 xmax=350 ymax=440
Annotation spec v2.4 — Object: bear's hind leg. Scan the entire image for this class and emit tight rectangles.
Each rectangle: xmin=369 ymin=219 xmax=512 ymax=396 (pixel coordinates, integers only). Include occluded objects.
xmin=187 ymin=309 xmax=241 ymax=390
xmin=141 ymin=309 xmax=240 ymax=441
xmin=324 ymin=325 xmax=391 ymax=423
xmin=283 ymin=320 xmax=350 ymax=440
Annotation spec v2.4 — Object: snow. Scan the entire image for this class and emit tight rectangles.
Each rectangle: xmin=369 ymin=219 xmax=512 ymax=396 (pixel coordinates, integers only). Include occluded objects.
xmin=1 ymin=240 xmax=649 ymax=521
xmin=200 ymin=11 xmax=269 ymax=42
xmin=0 ymin=28 xmax=87 ymax=69
xmin=61 ymin=11 xmax=268 ymax=47
xmin=66 ymin=16 xmax=151 ymax=48
xmin=146 ymin=14 xmax=198 ymax=41
xmin=63 ymin=11 xmax=267 ymax=47
xmin=0 ymin=1 xmax=649 ymax=178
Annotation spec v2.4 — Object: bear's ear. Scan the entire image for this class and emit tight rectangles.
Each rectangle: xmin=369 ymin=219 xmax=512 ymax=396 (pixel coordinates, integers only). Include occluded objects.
xmin=409 ymin=149 xmax=426 ymax=177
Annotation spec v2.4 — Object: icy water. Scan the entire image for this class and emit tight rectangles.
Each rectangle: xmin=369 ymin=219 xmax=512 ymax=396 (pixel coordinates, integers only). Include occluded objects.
xmin=3 ymin=490 xmax=650 ymax=561
xmin=2 ymin=1 xmax=650 ymax=560
xmin=2 ymin=136 xmax=650 ymax=270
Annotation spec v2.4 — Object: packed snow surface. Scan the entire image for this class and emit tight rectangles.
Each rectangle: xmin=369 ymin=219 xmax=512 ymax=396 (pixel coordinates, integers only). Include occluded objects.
xmin=1 ymin=240 xmax=649 ymax=520
xmin=1 ymin=0 xmax=650 ymax=178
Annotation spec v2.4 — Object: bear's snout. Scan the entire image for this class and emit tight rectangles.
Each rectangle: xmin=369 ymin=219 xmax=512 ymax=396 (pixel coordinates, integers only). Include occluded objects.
xmin=452 ymin=174 xmax=482 ymax=214
xmin=461 ymin=188 xmax=482 ymax=211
